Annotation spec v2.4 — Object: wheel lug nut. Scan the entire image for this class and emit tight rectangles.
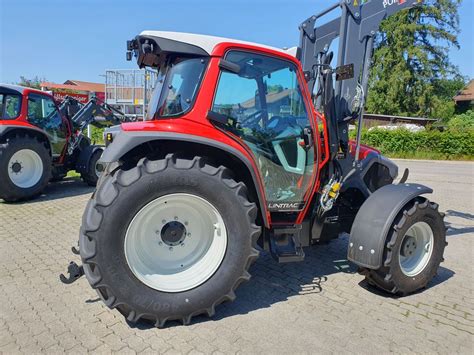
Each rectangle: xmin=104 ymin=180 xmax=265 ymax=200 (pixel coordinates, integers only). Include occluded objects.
xmin=169 ymin=247 xmax=173 ymax=251
xmin=184 ymin=221 xmax=188 ymax=226
xmin=174 ymin=216 xmax=178 ymax=220
xmin=162 ymin=219 xmax=166 ymax=224
xmin=181 ymin=243 xmax=185 ymax=247
xmin=158 ymin=241 xmax=163 ymax=246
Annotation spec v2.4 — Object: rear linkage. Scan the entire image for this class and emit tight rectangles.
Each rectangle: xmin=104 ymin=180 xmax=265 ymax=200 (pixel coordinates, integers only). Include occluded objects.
xmin=59 ymin=245 xmax=84 ymax=284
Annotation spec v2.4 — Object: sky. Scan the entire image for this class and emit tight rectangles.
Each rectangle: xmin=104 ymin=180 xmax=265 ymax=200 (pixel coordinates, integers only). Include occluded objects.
xmin=0 ymin=0 xmax=473 ymax=85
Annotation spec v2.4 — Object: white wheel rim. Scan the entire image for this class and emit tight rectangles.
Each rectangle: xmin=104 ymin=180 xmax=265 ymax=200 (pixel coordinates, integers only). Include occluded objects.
xmin=8 ymin=149 xmax=44 ymax=188
xmin=94 ymin=151 xmax=104 ymax=179
xmin=399 ymin=221 xmax=434 ymax=277
xmin=124 ymin=193 xmax=227 ymax=293
xmin=95 ymin=161 xmax=103 ymax=179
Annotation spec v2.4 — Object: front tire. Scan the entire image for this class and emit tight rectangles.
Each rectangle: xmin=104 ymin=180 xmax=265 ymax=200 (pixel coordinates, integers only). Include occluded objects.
xmin=0 ymin=135 xmax=51 ymax=202
xmin=81 ymin=148 xmax=103 ymax=186
xmin=362 ymin=198 xmax=446 ymax=295
xmin=79 ymin=155 xmax=260 ymax=326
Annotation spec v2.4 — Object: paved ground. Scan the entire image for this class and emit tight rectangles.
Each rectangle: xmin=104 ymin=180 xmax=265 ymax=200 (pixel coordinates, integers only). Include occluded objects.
xmin=0 ymin=159 xmax=473 ymax=354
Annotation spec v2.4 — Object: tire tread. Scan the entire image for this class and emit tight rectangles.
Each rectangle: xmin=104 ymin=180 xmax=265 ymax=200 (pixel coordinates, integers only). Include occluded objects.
xmin=80 ymin=154 xmax=261 ymax=327
xmin=363 ymin=199 xmax=446 ymax=296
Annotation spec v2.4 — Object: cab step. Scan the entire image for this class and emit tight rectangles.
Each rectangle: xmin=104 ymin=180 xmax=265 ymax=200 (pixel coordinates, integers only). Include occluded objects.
xmin=269 ymin=226 xmax=305 ymax=263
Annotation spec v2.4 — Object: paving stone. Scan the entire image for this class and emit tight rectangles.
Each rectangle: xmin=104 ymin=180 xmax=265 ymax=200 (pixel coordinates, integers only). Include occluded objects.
xmin=0 ymin=162 xmax=473 ymax=354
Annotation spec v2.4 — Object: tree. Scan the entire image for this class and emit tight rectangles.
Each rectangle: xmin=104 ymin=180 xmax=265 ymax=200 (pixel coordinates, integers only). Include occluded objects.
xmin=430 ymin=76 xmax=466 ymax=121
xmin=17 ymin=76 xmax=46 ymax=89
xmin=448 ymin=110 xmax=474 ymax=130
xmin=366 ymin=0 xmax=462 ymax=118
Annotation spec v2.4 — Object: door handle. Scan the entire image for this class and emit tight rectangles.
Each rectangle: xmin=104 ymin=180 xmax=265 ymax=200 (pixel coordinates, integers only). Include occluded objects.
xmin=300 ymin=127 xmax=313 ymax=150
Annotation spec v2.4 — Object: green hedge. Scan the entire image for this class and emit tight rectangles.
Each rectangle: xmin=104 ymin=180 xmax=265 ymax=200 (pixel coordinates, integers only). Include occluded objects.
xmin=355 ymin=128 xmax=474 ymax=160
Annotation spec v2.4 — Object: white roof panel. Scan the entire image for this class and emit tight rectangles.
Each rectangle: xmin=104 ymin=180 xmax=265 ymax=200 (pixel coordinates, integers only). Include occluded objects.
xmin=140 ymin=31 xmax=297 ymax=57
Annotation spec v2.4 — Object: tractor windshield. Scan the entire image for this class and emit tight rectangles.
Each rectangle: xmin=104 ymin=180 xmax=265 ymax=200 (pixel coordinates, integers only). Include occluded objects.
xmin=146 ymin=57 xmax=208 ymax=120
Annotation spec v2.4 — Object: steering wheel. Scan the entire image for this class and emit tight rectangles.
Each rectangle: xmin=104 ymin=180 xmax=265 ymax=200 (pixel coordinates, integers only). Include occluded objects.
xmin=239 ymin=110 xmax=265 ymax=129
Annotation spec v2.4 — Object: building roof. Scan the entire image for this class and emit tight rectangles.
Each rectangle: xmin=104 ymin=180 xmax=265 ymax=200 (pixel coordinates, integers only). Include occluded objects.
xmin=453 ymin=80 xmax=474 ymax=102
xmin=363 ymin=113 xmax=437 ymax=122
xmin=64 ymin=80 xmax=105 ymax=92
xmin=40 ymin=80 xmax=105 ymax=93
xmin=140 ymin=31 xmax=298 ymax=57
xmin=240 ymin=89 xmax=293 ymax=108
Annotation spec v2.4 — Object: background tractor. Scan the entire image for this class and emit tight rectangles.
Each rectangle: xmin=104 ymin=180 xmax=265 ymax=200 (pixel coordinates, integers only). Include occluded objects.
xmin=0 ymin=84 xmax=129 ymax=202
xmin=63 ymin=0 xmax=447 ymax=327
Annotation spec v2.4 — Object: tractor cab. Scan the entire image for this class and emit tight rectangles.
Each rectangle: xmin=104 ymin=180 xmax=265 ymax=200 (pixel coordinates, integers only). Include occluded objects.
xmin=126 ymin=32 xmax=319 ymax=220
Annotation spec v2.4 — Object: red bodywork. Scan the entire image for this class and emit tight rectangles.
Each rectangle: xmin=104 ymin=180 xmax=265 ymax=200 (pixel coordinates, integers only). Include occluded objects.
xmin=0 ymin=87 xmax=72 ymax=163
xmin=119 ymin=42 xmax=378 ymax=227
xmin=118 ymin=42 xmax=323 ymax=227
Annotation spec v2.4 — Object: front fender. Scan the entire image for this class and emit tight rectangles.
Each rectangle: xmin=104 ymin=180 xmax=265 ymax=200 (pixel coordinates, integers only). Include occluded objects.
xmin=76 ymin=144 xmax=104 ymax=174
xmin=100 ymin=128 xmax=270 ymax=227
xmin=348 ymin=183 xmax=433 ymax=269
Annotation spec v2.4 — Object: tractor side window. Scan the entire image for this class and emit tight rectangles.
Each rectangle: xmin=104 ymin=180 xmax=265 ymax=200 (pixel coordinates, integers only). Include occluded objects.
xmin=264 ymin=68 xmax=308 ymax=120
xmin=211 ymin=51 xmax=316 ymax=209
xmin=0 ymin=94 xmax=21 ymax=119
xmin=27 ymin=94 xmax=67 ymax=156
xmin=27 ymin=94 xmax=62 ymax=127
xmin=150 ymin=57 xmax=208 ymax=119
xmin=212 ymin=72 xmax=259 ymax=123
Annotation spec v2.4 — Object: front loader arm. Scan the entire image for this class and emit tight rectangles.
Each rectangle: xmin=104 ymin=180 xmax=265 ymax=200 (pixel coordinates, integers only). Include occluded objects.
xmin=69 ymin=98 xmax=129 ymax=131
xmin=299 ymin=0 xmax=422 ymax=162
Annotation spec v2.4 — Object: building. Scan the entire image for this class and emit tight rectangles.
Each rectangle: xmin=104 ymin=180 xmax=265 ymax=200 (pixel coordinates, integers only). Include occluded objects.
xmin=40 ymin=71 xmax=158 ymax=121
xmin=362 ymin=113 xmax=437 ymax=128
xmin=40 ymin=80 xmax=105 ymax=103
xmin=453 ymin=80 xmax=474 ymax=112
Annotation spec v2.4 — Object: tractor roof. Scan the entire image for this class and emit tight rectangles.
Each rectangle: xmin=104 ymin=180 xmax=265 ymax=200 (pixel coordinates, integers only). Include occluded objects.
xmin=140 ymin=31 xmax=298 ymax=57
xmin=0 ymin=83 xmax=46 ymax=96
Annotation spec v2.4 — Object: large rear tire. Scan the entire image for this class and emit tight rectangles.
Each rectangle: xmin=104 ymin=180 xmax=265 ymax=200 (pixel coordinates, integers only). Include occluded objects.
xmin=79 ymin=155 xmax=260 ymax=326
xmin=0 ymin=135 xmax=51 ymax=202
xmin=361 ymin=198 xmax=446 ymax=295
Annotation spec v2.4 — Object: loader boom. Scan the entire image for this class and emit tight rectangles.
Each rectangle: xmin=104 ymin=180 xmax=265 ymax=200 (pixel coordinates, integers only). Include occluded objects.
xmin=69 ymin=97 xmax=128 ymax=131
xmin=58 ymin=96 xmax=129 ymax=131
xmin=299 ymin=0 xmax=422 ymax=163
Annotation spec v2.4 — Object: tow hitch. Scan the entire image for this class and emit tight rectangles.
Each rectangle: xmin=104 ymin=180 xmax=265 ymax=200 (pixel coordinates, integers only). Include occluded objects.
xmin=60 ymin=261 xmax=84 ymax=284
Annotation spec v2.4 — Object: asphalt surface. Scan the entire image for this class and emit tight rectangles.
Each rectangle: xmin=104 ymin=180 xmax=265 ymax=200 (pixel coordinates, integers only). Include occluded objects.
xmin=0 ymin=159 xmax=473 ymax=354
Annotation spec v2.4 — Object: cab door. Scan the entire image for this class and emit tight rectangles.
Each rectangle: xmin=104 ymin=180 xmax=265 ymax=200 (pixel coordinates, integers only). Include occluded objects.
xmin=27 ymin=93 xmax=69 ymax=159
xmin=210 ymin=50 xmax=317 ymax=220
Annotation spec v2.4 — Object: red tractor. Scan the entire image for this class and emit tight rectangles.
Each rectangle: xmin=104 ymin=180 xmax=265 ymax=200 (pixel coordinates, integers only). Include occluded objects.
xmin=0 ymin=85 xmax=126 ymax=202
xmin=63 ymin=0 xmax=446 ymax=327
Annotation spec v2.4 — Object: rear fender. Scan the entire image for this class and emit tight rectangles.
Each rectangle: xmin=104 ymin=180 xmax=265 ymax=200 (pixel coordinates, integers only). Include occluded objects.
xmin=0 ymin=124 xmax=52 ymax=154
xmin=100 ymin=129 xmax=269 ymax=227
xmin=348 ymin=183 xmax=433 ymax=269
